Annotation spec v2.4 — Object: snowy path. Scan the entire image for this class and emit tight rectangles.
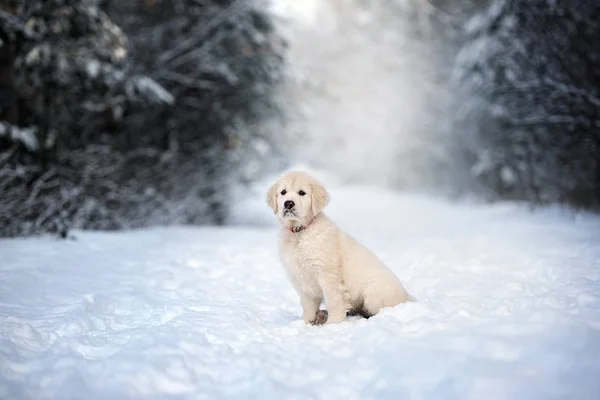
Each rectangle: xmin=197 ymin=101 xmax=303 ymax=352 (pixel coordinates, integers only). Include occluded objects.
xmin=2 ymin=181 xmax=600 ymax=399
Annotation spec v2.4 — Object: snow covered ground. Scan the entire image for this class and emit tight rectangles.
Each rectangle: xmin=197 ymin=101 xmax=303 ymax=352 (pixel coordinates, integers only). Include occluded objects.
xmin=2 ymin=170 xmax=600 ymax=400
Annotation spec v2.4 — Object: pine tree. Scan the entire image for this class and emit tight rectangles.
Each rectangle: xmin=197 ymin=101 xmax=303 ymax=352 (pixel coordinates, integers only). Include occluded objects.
xmin=452 ymin=0 xmax=600 ymax=208
xmin=0 ymin=0 xmax=285 ymax=237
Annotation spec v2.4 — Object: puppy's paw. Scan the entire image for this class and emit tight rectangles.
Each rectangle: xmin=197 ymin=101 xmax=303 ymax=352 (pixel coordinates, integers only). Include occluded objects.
xmin=311 ymin=309 xmax=328 ymax=325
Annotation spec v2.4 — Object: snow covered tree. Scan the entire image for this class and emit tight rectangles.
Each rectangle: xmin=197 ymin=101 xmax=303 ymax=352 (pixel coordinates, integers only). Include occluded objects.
xmin=102 ymin=0 xmax=287 ymax=189
xmin=0 ymin=0 xmax=285 ymax=237
xmin=1 ymin=0 xmax=167 ymax=236
xmin=451 ymin=0 xmax=600 ymax=209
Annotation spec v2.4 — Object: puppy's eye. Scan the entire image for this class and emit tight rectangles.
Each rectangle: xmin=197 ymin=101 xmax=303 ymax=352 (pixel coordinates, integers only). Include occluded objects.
xmin=280 ymin=189 xmax=287 ymax=195
xmin=298 ymin=190 xmax=306 ymax=196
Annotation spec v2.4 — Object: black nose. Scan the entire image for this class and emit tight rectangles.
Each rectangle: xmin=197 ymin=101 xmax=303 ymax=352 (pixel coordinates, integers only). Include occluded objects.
xmin=284 ymin=200 xmax=295 ymax=210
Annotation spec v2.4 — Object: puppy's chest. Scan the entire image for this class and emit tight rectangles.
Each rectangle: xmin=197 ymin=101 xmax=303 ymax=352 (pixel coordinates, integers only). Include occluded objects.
xmin=280 ymin=237 xmax=325 ymax=284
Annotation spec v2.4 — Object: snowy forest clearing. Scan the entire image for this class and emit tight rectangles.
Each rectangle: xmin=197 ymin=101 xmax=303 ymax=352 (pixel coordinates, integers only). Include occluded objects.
xmin=2 ymin=177 xmax=600 ymax=399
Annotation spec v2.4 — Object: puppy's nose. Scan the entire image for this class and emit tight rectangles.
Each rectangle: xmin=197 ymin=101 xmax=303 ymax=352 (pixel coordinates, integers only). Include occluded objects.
xmin=284 ymin=200 xmax=295 ymax=210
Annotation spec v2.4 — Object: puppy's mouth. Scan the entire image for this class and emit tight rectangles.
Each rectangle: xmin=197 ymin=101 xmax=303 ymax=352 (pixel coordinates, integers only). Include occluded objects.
xmin=283 ymin=209 xmax=298 ymax=218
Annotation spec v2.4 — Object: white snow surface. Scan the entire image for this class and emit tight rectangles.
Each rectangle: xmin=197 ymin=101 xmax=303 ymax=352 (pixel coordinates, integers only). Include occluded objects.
xmin=2 ymin=176 xmax=600 ymax=399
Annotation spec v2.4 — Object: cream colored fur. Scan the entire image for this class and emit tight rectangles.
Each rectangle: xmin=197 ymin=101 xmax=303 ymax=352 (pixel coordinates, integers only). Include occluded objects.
xmin=266 ymin=170 xmax=412 ymax=325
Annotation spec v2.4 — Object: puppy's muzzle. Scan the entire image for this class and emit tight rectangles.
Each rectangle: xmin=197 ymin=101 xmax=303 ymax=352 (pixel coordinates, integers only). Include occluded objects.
xmin=283 ymin=200 xmax=296 ymax=216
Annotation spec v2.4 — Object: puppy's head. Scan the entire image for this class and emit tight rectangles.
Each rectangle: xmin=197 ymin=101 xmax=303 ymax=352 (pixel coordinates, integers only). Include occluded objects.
xmin=266 ymin=170 xmax=330 ymax=224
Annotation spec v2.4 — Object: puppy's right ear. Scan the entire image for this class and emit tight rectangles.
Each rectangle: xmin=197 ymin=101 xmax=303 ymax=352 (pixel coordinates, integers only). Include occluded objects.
xmin=266 ymin=182 xmax=279 ymax=214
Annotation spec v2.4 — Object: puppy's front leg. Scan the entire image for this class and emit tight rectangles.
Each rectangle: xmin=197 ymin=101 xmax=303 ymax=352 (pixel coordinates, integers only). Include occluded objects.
xmin=299 ymin=292 xmax=321 ymax=324
xmin=320 ymin=274 xmax=349 ymax=324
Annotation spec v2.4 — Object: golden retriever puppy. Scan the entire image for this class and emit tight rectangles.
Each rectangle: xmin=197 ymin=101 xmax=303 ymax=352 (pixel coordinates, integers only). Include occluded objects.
xmin=266 ymin=170 xmax=412 ymax=325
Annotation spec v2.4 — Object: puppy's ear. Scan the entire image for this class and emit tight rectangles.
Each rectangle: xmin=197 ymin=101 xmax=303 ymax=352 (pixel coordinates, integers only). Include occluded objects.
xmin=266 ymin=181 xmax=279 ymax=214
xmin=311 ymin=180 xmax=330 ymax=216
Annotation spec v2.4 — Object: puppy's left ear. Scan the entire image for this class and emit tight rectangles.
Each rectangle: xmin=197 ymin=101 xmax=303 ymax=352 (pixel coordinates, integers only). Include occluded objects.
xmin=311 ymin=180 xmax=330 ymax=216
xmin=266 ymin=182 xmax=279 ymax=214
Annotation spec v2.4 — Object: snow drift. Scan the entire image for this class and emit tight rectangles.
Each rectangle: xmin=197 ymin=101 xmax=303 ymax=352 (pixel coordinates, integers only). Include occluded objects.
xmin=2 ymin=176 xmax=600 ymax=399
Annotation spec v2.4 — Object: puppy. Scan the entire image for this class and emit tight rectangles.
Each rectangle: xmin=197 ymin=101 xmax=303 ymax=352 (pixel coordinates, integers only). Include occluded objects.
xmin=266 ymin=170 xmax=412 ymax=325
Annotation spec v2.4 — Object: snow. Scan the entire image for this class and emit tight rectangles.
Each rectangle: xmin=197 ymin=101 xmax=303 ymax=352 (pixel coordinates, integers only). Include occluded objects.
xmin=2 ymin=171 xmax=600 ymax=400
xmin=0 ymin=123 xmax=39 ymax=152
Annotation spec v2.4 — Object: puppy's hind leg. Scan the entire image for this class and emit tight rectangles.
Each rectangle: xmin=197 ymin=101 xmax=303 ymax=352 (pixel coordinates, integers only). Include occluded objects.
xmin=362 ymin=278 xmax=410 ymax=316
xmin=320 ymin=274 xmax=350 ymax=324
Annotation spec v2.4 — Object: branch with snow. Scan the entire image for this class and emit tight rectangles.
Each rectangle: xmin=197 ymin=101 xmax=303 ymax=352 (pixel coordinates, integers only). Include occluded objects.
xmin=0 ymin=123 xmax=38 ymax=152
